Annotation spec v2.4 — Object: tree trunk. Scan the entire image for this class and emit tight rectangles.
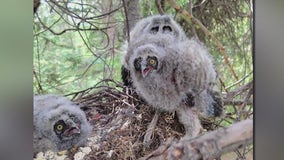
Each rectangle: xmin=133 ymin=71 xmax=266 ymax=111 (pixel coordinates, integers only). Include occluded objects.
xmin=123 ymin=0 xmax=141 ymax=42
xmin=124 ymin=0 xmax=141 ymax=31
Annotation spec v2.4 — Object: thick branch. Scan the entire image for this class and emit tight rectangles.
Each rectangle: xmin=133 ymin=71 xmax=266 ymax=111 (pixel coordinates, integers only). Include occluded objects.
xmin=140 ymin=119 xmax=253 ymax=160
xmin=155 ymin=0 xmax=165 ymax=15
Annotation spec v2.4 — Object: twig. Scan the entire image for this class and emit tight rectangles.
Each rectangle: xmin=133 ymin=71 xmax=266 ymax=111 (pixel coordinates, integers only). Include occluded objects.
xmin=225 ymin=71 xmax=253 ymax=90
xmin=224 ymin=81 xmax=253 ymax=100
xmin=155 ymin=0 xmax=165 ymax=15
xmin=219 ymin=77 xmax=229 ymax=93
xmin=36 ymin=12 xmax=111 ymax=35
xmin=223 ymin=99 xmax=252 ymax=106
xmin=239 ymin=87 xmax=253 ymax=118
xmin=33 ymin=69 xmax=43 ymax=93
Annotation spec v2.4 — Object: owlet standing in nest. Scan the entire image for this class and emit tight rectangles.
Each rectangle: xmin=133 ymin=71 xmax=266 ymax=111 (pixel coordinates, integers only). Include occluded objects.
xmin=33 ymin=94 xmax=92 ymax=154
xmin=122 ymin=15 xmax=222 ymax=143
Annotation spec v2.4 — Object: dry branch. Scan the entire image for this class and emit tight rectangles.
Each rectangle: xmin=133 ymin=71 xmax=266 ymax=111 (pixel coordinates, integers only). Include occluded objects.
xmin=155 ymin=0 xmax=165 ymax=15
xmin=223 ymin=99 xmax=252 ymax=106
xmin=140 ymin=119 xmax=253 ymax=160
xmin=224 ymin=81 xmax=253 ymax=100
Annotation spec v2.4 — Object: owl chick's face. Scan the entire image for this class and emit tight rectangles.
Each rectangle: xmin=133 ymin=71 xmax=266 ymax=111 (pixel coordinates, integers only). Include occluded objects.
xmin=134 ymin=55 xmax=158 ymax=77
xmin=131 ymin=44 xmax=163 ymax=78
xmin=53 ymin=114 xmax=81 ymax=141
xmin=42 ymin=106 xmax=89 ymax=145
xmin=34 ymin=95 xmax=92 ymax=152
xmin=148 ymin=16 xmax=174 ymax=35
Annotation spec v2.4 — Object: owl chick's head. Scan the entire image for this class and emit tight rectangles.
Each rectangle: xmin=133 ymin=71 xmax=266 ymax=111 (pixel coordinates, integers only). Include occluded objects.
xmin=131 ymin=44 xmax=164 ymax=78
xmin=37 ymin=102 xmax=92 ymax=151
xmin=130 ymin=15 xmax=187 ymax=42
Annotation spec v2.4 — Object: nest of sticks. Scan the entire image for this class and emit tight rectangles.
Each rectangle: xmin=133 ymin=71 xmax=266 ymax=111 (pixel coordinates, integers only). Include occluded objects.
xmin=62 ymin=79 xmax=223 ymax=159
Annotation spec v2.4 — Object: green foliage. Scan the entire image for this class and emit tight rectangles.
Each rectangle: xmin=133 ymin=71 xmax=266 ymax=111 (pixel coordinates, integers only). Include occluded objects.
xmin=33 ymin=0 xmax=125 ymax=94
xmin=33 ymin=0 xmax=253 ymax=98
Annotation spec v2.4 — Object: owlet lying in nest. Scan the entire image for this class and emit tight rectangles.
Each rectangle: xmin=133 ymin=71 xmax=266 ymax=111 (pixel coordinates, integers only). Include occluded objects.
xmin=33 ymin=94 xmax=92 ymax=154
xmin=122 ymin=15 xmax=223 ymax=143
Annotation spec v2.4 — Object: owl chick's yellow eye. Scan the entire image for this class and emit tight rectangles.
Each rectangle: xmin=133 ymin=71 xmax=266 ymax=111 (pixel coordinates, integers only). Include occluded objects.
xmin=149 ymin=59 xmax=155 ymax=65
xmin=56 ymin=124 xmax=63 ymax=131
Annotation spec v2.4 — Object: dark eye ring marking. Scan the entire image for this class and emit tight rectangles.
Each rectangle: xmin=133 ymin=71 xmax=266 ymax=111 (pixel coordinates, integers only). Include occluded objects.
xmin=134 ymin=57 xmax=142 ymax=71
xmin=163 ymin=26 xmax=172 ymax=32
xmin=150 ymin=26 xmax=159 ymax=34
xmin=54 ymin=120 xmax=66 ymax=134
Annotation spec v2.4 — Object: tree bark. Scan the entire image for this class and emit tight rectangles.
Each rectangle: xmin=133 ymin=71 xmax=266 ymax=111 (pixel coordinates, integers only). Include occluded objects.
xmin=140 ymin=119 xmax=253 ymax=160
xmin=34 ymin=0 xmax=40 ymax=14
xmin=124 ymin=0 xmax=141 ymax=30
xmin=123 ymin=0 xmax=141 ymax=42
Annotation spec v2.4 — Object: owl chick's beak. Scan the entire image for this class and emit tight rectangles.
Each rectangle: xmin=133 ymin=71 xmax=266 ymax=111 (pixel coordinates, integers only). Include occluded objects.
xmin=63 ymin=125 xmax=80 ymax=136
xmin=142 ymin=66 xmax=153 ymax=78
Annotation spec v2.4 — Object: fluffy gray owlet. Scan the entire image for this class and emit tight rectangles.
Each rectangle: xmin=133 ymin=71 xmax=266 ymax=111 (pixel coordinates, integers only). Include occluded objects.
xmin=129 ymin=40 xmax=218 ymax=137
xmin=121 ymin=15 xmax=188 ymax=87
xmin=33 ymin=94 xmax=92 ymax=154
xmin=122 ymin=15 xmax=222 ymax=117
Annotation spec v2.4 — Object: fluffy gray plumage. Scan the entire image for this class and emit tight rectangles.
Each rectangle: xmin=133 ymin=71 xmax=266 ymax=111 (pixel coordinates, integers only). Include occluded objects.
xmin=122 ymin=15 xmax=187 ymax=70
xmin=130 ymin=41 xmax=216 ymax=112
xmin=128 ymin=40 xmax=217 ymax=137
xmin=122 ymin=15 xmax=222 ymax=140
xmin=129 ymin=15 xmax=187 ymax=43
xmin=33 ymin=94 xmax=92 ymax=154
